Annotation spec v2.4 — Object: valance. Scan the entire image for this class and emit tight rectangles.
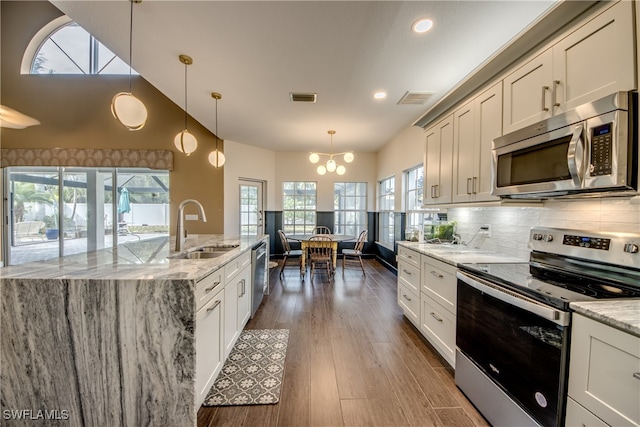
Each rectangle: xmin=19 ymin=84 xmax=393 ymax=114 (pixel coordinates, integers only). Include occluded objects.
xmin=0 ymin=148 xmax=173 ymax=170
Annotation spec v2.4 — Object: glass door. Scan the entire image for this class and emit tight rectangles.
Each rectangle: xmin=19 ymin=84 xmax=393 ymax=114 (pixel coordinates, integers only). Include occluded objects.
xmin=239 ymin=180 xmax=264 ymax=236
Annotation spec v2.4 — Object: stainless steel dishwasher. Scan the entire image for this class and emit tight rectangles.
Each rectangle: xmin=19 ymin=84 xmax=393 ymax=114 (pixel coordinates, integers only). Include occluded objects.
xmin=251 ymin=241 xmax=268 ymax=318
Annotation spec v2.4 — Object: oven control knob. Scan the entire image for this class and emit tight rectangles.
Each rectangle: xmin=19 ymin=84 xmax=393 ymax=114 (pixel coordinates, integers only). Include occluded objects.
xmin=544 ymin=234 xmax=553 ymax=242
xmin=532 ymin=233 xmax=543 ymax=241
xmin=624 ymin=243 xmax=639 ymax=254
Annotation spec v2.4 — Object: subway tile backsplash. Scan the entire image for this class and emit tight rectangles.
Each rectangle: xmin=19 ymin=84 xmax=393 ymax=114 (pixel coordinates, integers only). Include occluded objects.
xmin=447 ymin=198 xmax=640 ymax=260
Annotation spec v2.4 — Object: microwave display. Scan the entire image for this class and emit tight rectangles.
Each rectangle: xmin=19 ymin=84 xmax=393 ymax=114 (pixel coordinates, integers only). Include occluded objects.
xmin=590 ymin=122 xmax=613 ymax=176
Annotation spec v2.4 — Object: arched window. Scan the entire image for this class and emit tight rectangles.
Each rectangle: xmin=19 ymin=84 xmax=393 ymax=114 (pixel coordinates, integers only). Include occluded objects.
xmin=22 ymin=16 xmax=136 ymax=76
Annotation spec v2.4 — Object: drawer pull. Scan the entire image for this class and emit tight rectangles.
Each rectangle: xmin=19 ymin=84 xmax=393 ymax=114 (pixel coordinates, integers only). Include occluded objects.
xmin=403 ymin=269 xmax=412 ymax=275
xmin=430 ymin=270 xmax=444 ymax=278
xmin=238 ymin=279 xmax=246 ymax=297
xmin=541 ymin=85 xmax=549 ymax=112
xmin=430 ymin=312 xmax=443 ymax=322
xmin=205 ymin=281 xmax=221 ymax=292
xmin=207 ymin=300 xmax=221 ymax=312
xmin=633 ymin=372 xmax=640 ymax=380
xmin=402 ymin=294 xmax=412 ymax=302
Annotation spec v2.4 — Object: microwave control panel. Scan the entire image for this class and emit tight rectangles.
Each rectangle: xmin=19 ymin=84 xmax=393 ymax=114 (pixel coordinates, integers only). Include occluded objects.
xmin=589 ymin=123 xmax=613 ymax=176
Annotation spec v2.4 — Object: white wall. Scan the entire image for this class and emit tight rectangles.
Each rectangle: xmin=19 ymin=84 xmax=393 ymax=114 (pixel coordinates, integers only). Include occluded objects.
xmin=375 ymin=125 xmax=425 ymax=211
xmin=274 ymin=151 xmax=377 ymax=211
xmin=223 ymin=140 xmax=276 ymax=235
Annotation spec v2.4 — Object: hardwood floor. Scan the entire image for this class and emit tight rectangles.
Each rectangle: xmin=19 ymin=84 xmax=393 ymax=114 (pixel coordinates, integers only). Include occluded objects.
xmin=197 ymin=259 xmax=489 ymax=427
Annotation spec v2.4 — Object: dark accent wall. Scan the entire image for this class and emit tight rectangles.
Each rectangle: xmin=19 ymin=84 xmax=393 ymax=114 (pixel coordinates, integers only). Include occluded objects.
xmin=372 ymin=212 xmax=405 ymax=273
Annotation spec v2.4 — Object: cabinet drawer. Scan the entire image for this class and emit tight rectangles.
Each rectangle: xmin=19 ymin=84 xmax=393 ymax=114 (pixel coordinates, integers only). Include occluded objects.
xmin=398 ymin=261 xmax=420 ymax=294
xmin=569 ymin=314 xmax=640 ymax=426
xmin=224 ymin=250 xmax=251 ymax=282
xmin=195 ymin=268 xmax=224 ymax=311
xmin=421 ymin=255 xmax=457 ymax=313
xmin=398 ymin=246 xmax=420 ymax=268
xmin=398 ymin=282 xmax=419 ymax=327
xmin=420 ymin=292 xmax=456 ymax=368
xmin=565 ymin=397 xmax=608 ymax=427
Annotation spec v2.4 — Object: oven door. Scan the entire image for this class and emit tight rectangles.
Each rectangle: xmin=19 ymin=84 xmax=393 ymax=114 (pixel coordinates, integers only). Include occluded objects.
xmin=492 ymin=122 xmax=586 ymax=197
xmin=456 ymin=271 xmax=570 ymax=427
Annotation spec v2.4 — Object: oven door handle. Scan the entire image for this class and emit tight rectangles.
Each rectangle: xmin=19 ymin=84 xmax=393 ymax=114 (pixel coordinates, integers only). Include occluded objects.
xmin=456 ymin=271 xmax=570 ymax=326
xmin=567 ymin=124 xmax=585 ymax=188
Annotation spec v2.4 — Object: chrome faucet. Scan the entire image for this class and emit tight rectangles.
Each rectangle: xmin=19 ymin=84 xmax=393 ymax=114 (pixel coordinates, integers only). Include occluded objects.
xmin=175 ymin=199 xmax=207 ymax=252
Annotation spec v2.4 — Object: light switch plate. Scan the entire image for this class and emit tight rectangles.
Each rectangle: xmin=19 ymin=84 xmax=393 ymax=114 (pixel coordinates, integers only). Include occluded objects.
xmin=185 ymin=214 xmax=199 ymax=221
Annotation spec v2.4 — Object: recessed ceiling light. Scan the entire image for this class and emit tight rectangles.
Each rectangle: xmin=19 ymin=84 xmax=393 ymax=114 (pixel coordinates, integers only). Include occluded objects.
xmin=413 ymin=18 xmax=433 ymax=34
xmin=374 ymin=92 xmax=387 ymax=99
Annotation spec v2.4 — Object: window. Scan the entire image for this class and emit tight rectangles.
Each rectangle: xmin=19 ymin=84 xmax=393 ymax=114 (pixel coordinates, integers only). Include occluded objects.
xmin=378 ymin=177 xmax=395 ymax=246
xmin=4 ymin=167 xmax=169 ymax=265
xmin=334 ymin=182 xmax=367 ymax=236
xmin=283 ymin=182 xmax=316 ymax=234
xmin=405 ymin=165 xmax=424 ymax=230
xmin=26 ymin=18 xmax=133 ymax=75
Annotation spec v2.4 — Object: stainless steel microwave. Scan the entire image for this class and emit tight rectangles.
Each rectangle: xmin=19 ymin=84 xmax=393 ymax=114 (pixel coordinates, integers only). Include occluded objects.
xmin=492 ymin=91 xmax=637 ymax=198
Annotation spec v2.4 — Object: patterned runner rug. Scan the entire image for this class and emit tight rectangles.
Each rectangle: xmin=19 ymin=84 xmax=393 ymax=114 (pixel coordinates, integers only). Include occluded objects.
xmin=203 ymin=329 xmax=289 ymax=406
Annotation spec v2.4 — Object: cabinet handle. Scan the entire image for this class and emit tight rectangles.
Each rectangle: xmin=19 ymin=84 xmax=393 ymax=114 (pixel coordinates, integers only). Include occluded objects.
xmin=552 ymin=80 xmax=561 ymax=107
xmin=541 ymin=86 xmax=549 ymax=112
xmin=434 ymin=184 xmax=439 ymax=198
xmin=238 ymin=279 xmax=246 ymax=297
xmin=472 ymin=177 xmax=477 ymax=194
xmin=430 ymin=312 xmax=443 ymax=322
xmin=633 ymin=372 xmax=640 ymax=380
xmin=403 ymin=269 xmax=412 ymax=275
xmin=402 ymin=294 xmax=412 ymax=302
xmin=431 ymin=185 xmax=436 ymax=198
xmin=207 ymin=300 xmax=221 ymax=312
xmin=430 ymin=270 xmax=444 ymax=278
xmin=205 ymin=281 xmax=221 ymax=292
xmin=466 ymin=178 xmax=472 ymax=195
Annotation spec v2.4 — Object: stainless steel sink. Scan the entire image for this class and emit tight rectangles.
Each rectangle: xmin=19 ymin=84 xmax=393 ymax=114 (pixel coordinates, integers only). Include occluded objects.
xmin=180 ymin=251 xmax=226 ymax=259
xmin=196 ymin=244 xmax=239 ymax=253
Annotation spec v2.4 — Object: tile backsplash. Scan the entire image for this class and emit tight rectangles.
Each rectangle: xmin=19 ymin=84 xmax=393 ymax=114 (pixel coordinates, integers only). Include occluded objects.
xmin=447 ymin=198 xmax=640 ymax=260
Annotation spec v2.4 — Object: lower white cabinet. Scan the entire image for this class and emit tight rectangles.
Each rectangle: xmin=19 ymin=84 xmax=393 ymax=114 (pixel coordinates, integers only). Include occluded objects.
xmin=224 ymin=262 xmax=252 ymax=357
xmin=398 ymin=280 xmax=420 ymax=326
xmin=195 ymin=286 xmax=224 ymax=408
xmin=565 ymin=397 xmax=608 ymax=427
xmin=420 ymin=292 xmax=456 ymax=367
xmin=567 ymin=314 xmax=640 ymax=427
xmin=397 ymin=247 xmax=421 ymax=327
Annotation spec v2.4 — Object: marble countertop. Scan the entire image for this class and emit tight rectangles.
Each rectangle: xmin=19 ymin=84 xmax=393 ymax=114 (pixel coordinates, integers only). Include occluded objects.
xmin=397 ymin=241 xmax=527 ymax=266
xmin=570 ymin=300 xmax=640 ymax=337
xmin=0 ymin=234 xmax=267 ymax=282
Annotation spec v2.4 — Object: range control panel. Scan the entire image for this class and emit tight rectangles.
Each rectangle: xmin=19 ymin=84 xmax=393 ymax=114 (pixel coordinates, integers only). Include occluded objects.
xmin=562 ymin=234 xmax=611 ymax=251
xmin=529 ymin=227 xmax=640 ymax=268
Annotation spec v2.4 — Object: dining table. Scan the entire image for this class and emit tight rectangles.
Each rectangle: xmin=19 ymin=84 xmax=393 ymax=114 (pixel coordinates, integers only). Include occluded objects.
xmin=286 ymin=234 xmax=355 ymax=273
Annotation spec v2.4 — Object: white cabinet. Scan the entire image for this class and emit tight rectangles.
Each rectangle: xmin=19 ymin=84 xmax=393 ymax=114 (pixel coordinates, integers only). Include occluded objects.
xmin=424 ymin=114 xmax=454 ymax=205
xmin=397 ymin=247 xmax=421 ymax=327
xmin=195 ymin=285 xmax=224 ymax=408
xmin=452 ymin=82 xmax=502 ymax=203
xmin=567 ymin=314 xmax=640 ymax=427
xmin=503 ymin=1 xmax=635 ymax=134
xmin=223 ymin=250 xmax=252 ymax=357
xmin=420 ymin=255 xmax=457 ymax=367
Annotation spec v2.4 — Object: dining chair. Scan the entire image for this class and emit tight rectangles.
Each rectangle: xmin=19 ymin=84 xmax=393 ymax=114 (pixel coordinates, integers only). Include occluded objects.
xmin=312 ymin=225 xmax=331 ymax=234
xmin=342 ymin=229 xmax=368 ymax=276
xmin=308 ymin=235 xmax=333 ymax=282
xmin=278 ymin=229 xmax=304 ymax=279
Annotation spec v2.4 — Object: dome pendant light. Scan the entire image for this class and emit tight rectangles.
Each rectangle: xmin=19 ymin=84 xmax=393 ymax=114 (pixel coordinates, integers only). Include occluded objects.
xmin=308 ymin=130 xmax=354 ymax=175
xmin=111 ymin=0 xmax=147 ymax=131
xmin=208 ymin=92 xmax=226 ymax=168
xmin=174 ymin=54 xmax=197 ymax=156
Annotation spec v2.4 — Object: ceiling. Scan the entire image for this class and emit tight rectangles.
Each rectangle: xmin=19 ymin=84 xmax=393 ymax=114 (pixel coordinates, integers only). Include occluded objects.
xmin=50 ymin=1 xmax=556 ymax=153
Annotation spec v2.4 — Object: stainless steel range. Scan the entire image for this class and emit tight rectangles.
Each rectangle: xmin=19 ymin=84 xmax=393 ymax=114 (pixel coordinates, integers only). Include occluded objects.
xmin=455 ymin=227 xmax=640 ymax=427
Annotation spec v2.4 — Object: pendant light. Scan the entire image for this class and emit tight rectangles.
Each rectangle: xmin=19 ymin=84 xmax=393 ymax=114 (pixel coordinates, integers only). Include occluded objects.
xmin=111 ymin=0 xmax=147 ymax=131
xmin=309 ymin=130 xmax=353 ymax=176
xmin=174 ymin=54 xmax=197 ymax=156
xmin=208 ymin=92 xmax=226 ymax=168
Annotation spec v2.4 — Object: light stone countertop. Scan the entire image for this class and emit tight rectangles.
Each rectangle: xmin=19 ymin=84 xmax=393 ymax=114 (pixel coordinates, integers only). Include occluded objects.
xmin=397 ymin=241 xmax=527 ymax=266
xmin=570 ymin=300 xmax=640 ymax=338
xmin=0 ymin=234 xmax=267 ymax=282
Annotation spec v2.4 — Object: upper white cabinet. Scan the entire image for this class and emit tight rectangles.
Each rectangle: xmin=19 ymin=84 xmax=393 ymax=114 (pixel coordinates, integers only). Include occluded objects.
xmin=424 ymin=114 xmax=453 ymax=205
xmin=503 ymin=1 xmax=635 ymax=134
xmin=452 ymin=82 xmax=502 ymax=203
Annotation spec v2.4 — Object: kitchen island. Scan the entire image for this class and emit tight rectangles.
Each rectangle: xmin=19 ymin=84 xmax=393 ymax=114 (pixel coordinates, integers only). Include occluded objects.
xmin=0 ymin=234 xmax=266 ymax=427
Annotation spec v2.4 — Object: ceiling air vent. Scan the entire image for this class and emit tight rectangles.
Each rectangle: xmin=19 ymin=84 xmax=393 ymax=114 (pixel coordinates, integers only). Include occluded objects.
xmin=289 ymin=92 xmax=317 ymax=103
xmin=397 ymin=91 xmax=433 ymax=105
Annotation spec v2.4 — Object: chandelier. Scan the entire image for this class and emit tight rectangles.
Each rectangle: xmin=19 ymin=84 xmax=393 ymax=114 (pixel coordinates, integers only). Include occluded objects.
xmin=309 ymin=130 xmax=354 ymax=175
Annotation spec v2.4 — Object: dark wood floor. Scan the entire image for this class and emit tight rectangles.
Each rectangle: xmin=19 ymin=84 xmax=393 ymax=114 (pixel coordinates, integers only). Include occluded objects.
xmin=197 ymin=259 xmax=489 ymax=427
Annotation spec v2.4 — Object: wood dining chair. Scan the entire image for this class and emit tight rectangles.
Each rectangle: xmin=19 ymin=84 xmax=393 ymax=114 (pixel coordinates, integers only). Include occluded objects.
xmin=308 ymin=235 xmax=333 ymax=282
xmin=312 ymin=226 xmax=331 ymax=234
xmin=342 ymin=229 xmax=368 ymax=276
xmin=278 ymin=229 xmax=304 ymax=279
